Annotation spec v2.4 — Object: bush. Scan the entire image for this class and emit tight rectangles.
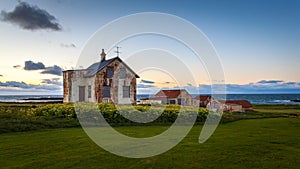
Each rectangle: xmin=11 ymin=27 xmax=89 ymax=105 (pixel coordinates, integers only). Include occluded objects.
xmin=0 ymin=103 xmax=209 ymax=133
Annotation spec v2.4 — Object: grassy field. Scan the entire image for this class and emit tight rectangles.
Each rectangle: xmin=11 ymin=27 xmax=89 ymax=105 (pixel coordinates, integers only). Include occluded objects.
xmin=1 ymin=117 xmax=300 ymax=169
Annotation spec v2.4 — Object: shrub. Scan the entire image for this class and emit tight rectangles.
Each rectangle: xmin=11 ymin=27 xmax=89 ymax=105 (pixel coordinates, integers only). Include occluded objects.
xmin=0 ymin=103 xmax=209 ymax=133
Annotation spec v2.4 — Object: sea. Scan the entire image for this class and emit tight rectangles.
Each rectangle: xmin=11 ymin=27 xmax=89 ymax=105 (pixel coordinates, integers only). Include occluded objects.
xmin=0 ymin=94 xmax=300 ymax=104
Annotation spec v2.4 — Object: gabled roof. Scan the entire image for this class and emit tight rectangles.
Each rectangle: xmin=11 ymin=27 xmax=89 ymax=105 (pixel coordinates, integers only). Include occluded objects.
xmin=155 ymin=89 xmax=190 ymax=98
xmin=194 ymin=95 xmax=211 ymax=101
xmin=225 ymin=100 xmax=252 ymax=109
xmin=84 ymin=57 xmax=139 ymax=78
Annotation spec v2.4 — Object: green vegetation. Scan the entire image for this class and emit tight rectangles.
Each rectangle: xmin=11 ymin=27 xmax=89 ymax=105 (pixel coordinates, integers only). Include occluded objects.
xmin=221 ymin=104 xmax=300 ymax=123
xmin=1 ymin=103 xmax=300 ymax=133
xmin=0 ymin=118 xmax=299 ymax=169
xmin=0 ymin=103 xmax=209 ymax=133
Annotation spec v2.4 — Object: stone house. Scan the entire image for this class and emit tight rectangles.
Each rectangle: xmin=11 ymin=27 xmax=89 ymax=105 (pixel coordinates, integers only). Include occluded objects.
xmin=63 ymin=49 xmax=139 ymax=104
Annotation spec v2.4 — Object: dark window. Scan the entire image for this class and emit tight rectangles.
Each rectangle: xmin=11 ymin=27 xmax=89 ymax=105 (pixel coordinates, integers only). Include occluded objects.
xmin=168 ymin=100 xmax=176 ymax=104
xmin=123 ymin=86 xmax=130 ymax=98
xmin=88 ymin=85 xmax=91 ymax=98
xmin=119 ymin=68 xmax=126 ymax=79
xmin=79 ymin=86 xmax=85 ymax=102
xmin=107 ymin=67 xmax=114 ymax=78
xmin=177 ymin=98 xmax=183 ymax=105
xmin=103 ymin=86 xmax=110 ymax=98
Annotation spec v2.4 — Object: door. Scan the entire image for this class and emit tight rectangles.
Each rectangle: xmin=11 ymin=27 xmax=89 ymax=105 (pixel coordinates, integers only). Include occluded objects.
xmin=79 ymin=86 xmax=85 ymax=102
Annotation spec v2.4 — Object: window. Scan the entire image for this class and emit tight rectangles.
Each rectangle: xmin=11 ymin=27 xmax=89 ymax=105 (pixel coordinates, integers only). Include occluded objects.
xmin=123 ymin=86 xmax=130 ymax=98
xmin=186 ymin=99 xmax=189 ymax=105
xmin=168 ymin=100 xmax=176 ymax=104
xmin=119 ymin=68 xmax=126 ymax=79
xmin=88 ymin=85 xmax=91 ymax=98
xmin=107 ymin=67 xmax=114 ymax=78
xmin=103 ymin=86 xmax=110 ymax=98
xmin=177 ymin=98 xmax=183 ymax=105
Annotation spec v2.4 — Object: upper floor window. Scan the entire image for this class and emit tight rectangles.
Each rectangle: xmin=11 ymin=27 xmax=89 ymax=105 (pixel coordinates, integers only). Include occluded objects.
xmin=107 ymin=66 xmax=114 ymax=78
xmin=119 ymin=68 xmax=126 ymax=79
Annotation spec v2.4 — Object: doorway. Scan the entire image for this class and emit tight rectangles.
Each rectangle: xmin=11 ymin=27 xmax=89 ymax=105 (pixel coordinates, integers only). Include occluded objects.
xmin=79 ymin=86 xmax=85 ymax=102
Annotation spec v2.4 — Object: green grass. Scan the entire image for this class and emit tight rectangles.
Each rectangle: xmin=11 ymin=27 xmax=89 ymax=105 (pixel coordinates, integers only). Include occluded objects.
xmin=1 ymin=118 xmax=300 ymax=169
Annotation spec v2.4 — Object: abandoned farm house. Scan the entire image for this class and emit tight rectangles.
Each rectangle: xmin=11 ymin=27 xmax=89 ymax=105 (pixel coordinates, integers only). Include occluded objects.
xmin=193 ymin=95 xmax=212 ymax=107
xmin=207 ymin=100 xmax=253 ymax=112
xmin=140 ymin=89 xmax=193 ymax=106
xmin=63 ymin=49 xmax=139 ymax=104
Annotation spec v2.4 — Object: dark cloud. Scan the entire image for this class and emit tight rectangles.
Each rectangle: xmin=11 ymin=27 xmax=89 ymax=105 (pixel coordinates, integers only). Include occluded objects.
xmin=0 ymin=74 xmax=3 ymax=77
xmin=60 ymin=43 xmax=76 ymax=48
xmin=13 ymin=65 xmax=22 ymax=69
xmin=23 ymin=60 xmax=63 ymax=76
xmin=140 ymin=79 xmax=155 ymax=84
xmin=257 ymin=80 xmax=284 ymax=84
xmin=0 ymin=80 xmax=61 ymax=91
xmin=0 ymin=81 xmax=31 ymax=89
xmin=0 ymin=1 xmax=62 ymax=31
xmin=24 ymin=60 xmax=45 ymax=70
xmin=41 ymin=65 xmax=62 ymax=76
xmin=41 ymin=78 xmax=62 ymax=85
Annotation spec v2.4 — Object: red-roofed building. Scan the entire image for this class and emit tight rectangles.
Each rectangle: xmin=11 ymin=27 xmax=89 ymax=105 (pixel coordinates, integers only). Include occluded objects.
xmin=225 ymin=100 xmax=253 ymax=111
xmin=140 ymin=89 xmax=193 ymax=105
xmin=206 ymin=99 xmax=253 ymax=112
xmin=194 ymin=95 xmax=212 ymax=107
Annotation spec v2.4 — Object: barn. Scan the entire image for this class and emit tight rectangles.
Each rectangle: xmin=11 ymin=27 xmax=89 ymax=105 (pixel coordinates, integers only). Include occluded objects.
xmin=63 ymin=49 xmax=139 ymax=104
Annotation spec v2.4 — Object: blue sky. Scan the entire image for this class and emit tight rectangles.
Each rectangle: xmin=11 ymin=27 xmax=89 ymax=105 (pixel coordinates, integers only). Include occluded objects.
xmin=0 ymin=0 xmax=299 ymax=95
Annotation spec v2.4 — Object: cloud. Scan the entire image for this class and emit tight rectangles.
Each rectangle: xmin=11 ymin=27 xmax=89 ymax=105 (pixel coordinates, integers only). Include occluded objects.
xmin=23 ymin=60 xmax=63 ymax=76
xmin=0 ymin=80 xmax=62 ymax=92
xmin=0 ymin=1 xmax=62 ymax=31
xmin=24 ymin=60 xmax=45 ymax=70
xmin=137 ymin=84 xmax=156 ymax=89
xmin=137 ymin=79 xmax=300 ymax=94
xmin=60 ymin=43 xmax=76 ymax=48
xmin=41 ymin=78 xmax=62 ymax=86
xmin=13 ymin=65 xmax=22 ymax=69
xmin=41 ymin=65 xmax=62 ymax=76
xmin=0 ymin=74 xmax=3 ymax=77
xmin=257 ymin=80 xmax=284 ymax=84
xmin=140 ymin=79 xmax=155 ymax=84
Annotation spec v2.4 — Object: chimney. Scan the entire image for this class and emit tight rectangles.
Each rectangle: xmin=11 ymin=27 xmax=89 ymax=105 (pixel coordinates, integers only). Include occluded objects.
xmin=100 ymin=49 xmax=106 ymax=62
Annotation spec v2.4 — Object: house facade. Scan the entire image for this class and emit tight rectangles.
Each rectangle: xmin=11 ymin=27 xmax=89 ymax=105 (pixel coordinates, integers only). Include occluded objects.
xmin=140 ymin=89 xmax=193 ymax=106
xmin=63 ymin=49 xmax=139 ymax=104
xmin=207 ymin=100 xmax=253 ymax=112
xmin=194 ymin=95 xmax=212 ymax=107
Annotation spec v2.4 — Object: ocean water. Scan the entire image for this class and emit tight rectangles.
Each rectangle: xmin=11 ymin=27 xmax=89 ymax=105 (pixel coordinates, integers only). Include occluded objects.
xmin=0 ymin=94 xmax=299 ymax=104
xmin=0 ymin=95 xmax=63 ymax=103
xmin=137 ymin=94 xmax=300 ymax=104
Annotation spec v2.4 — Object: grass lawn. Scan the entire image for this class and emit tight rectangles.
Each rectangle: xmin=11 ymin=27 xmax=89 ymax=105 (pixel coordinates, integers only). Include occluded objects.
xmin=1 ymin=118 xmax=300 ymax=169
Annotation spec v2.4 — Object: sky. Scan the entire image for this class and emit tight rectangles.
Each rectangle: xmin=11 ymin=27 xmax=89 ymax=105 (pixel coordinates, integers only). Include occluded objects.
xmin=0 ymin=0 xmax=299 ymax=95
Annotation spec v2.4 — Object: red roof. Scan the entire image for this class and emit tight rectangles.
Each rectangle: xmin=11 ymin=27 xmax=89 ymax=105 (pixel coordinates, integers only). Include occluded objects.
xmin=155 ymin=89 xmax=188 ymax=98
xmin=225 ymin=100 xmax=252 ymax=109
xmin=194 ymin=95 xmax=211 ymax=101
